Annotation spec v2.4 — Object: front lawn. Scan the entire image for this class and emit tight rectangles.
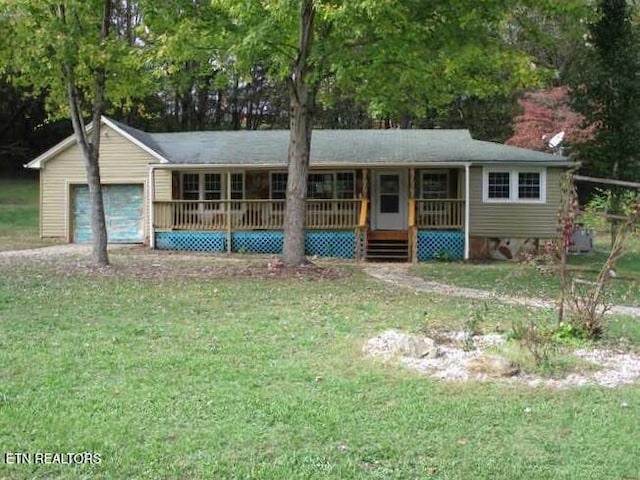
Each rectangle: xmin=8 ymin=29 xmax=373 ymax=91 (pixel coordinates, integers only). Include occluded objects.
xmin=1 ymin=252 xmax=639 ymax=479
xmin=410 ymin=235 xmax=640 ymax=307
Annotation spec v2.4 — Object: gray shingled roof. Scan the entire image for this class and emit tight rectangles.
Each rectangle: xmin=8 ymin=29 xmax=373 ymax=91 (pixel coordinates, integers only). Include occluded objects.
xmin=111 ymin=119 xmax=573 ymax=167
xmin=108 ymin=118 xmax=169 ymax=160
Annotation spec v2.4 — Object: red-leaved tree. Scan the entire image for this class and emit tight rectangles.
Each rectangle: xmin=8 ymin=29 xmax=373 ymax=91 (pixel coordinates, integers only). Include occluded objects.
xmin=506 ymin=87 xmax=593 ymax=152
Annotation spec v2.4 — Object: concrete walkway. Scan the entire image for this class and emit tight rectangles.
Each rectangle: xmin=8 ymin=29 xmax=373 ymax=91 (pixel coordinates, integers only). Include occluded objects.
xmin=363 ymin=263 xmax=640 ymax=319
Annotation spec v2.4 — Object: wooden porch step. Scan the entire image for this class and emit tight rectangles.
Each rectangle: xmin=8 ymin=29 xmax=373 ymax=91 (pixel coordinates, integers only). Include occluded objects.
xmin=365 ymin=232 xmax=409 ymax=262
xmin=367 ymin=230 xmax=409 ymax=241
xmin=366 ymin=253 xmax=409 ymax=260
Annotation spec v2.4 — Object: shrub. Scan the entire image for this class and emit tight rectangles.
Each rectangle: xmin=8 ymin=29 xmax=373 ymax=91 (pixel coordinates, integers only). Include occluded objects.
xmin=509 ymin=320 xmax=556 ymax=367
xmin=433 ymin=250 xmax=455 ymax=262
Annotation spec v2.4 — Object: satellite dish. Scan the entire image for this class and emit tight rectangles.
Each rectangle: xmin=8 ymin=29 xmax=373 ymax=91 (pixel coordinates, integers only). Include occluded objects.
xmin=548 ymin=131 xmax=565 ymax=148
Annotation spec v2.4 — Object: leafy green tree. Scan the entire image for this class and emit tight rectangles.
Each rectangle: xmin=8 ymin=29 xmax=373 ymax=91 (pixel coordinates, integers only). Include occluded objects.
xmin=504 ymin=0 xmax=590 ymax=84
xmin=0 ymin=0 xmax=145 ymax=265
xmin=212 ymin=0 xmax=554 ymax=266
xmin=570 ymin=0 xmax=640 ymax=241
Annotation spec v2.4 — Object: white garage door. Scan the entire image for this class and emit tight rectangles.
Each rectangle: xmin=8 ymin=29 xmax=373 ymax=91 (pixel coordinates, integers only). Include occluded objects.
xmin=73 ymin=184 xmax=144 ymax=243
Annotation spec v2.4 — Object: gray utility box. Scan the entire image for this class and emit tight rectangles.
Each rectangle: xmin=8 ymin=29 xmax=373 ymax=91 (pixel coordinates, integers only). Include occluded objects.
xmin=569 ymin=227 xmax=594 ymax=253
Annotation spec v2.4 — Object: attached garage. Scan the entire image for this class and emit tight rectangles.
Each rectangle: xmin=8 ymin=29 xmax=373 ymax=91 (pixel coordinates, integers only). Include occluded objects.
xmin=72 ymin=184 xmax=144 ymax=243
xmin=25 ymin=117 xmax=170 ymax=244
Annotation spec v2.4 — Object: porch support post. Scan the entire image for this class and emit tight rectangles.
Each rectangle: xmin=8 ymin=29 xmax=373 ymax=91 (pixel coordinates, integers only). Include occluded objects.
xmin=226 ymin=171 xmax=232 ymax=253
xmin=359 ymin=169 xmax=369 ymax=262
xmin=409 ymin=167 xmax=416 ymax=263
xmin=409 ymin=168 xmax=415 ymax=198
xmin=148 ymin=165 xmax=155 ymax=249
xmin=464 ymin=163 xmax=470 ymax=260
xmin=362 ymin=169 xmax=369 ymax=198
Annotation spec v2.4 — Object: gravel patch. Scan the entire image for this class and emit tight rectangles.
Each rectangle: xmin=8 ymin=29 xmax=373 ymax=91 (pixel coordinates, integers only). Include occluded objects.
xmin=0 ymin=244 xmax=95 ymax=259
xmin=364 ymin=329 xmax=640 ymax=388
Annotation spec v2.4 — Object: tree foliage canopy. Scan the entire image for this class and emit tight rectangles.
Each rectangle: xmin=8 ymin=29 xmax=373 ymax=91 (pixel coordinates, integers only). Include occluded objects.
xmin=570 ymin=0 xmax=640 ymax=181
xmin=0 ymin=0 xmax=147 ymax=118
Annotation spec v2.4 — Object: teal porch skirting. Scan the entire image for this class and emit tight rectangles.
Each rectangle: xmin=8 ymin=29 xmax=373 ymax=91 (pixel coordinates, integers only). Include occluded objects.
xmin=417 ymin=230 xmax=464 ymax=261
xmin=155 ymin=231 xmax=226 ymax=251
xmin=155 ymin=230 xmax=355 ymax=258
xmin=155 ymin=230 xmax=462 ymax=261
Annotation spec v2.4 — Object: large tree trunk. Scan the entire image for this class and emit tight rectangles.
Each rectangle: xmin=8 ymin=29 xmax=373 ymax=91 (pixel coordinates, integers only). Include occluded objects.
xmin=63 ymin=0 xmax=112 ymax=266
xmin=282 ymin=0 xmax=315 ymax=267
xmin=84 ymin=137 xmax=109 ymax=266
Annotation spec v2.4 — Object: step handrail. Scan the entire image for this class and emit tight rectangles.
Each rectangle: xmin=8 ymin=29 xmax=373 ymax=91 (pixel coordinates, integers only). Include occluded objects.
xmin=358 ymin=198 xmax=369 ymax=228
xmin=408 ymin=198 xmax=416 ymax=228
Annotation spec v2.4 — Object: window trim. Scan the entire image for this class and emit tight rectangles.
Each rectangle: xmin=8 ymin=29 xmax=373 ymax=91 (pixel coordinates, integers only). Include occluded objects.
xmin=482 ymin=167 xmax=546 ymax=204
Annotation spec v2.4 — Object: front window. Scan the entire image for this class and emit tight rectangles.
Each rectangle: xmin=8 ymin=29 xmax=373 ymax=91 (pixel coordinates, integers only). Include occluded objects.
xmin=270 ymin=171 xmax=355 ymax=200
xmin=180 ymin=172 xmax=244 ymax=210
xmin=336 ymin=172 xmax=355 ymax=199
xmin=308 ymin=173 xmax=334 ymax=199
xmin=518 ymin=172 xmax=541 ymax=199
xmin=420 ymin=171 xmax=449 ymax=200
xmin=270 ymin=172 xmax=288 ymax=200
xmin=230 ymin=173 xmax=244 ymax=210
xmin=487 ymin=172 xmax=511 ymax=200
xmin=182 ymin=173 xmax=200 ymax=201
xmin=483 ymin=168 xmax=546 ymax=203
xmin=203 ymin=173 xmax=222 ymax=201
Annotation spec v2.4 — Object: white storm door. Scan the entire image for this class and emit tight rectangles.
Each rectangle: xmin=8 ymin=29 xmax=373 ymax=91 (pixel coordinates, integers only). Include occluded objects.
xmin=373 ymin=171 xmax=407 ymax=230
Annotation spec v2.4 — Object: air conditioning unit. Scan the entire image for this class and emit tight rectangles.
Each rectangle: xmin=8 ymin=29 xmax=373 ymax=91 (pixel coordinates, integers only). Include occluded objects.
xmin=569 ymin=227 xmax=594 ymax=253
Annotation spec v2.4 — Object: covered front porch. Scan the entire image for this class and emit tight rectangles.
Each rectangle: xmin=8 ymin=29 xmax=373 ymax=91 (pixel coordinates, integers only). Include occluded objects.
xmin=150 ymin=166 xmax=469 ymax=262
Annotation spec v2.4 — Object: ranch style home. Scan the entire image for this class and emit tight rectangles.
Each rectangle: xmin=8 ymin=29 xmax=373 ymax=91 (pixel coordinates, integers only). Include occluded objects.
xmin=26 ymin=116 xmax=575 ymax=262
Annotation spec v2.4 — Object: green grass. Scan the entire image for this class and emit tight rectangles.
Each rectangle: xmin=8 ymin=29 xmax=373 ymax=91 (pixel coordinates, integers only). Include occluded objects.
xmin=410 ymin=236 xmax=640 ymax=308
xmin=0 ymin=179 xmax=57 ymax=251
xmin=1 ymin=255 xmax=639 ymax=479
xmin=0 ymin=179 xmax=639 ymax=478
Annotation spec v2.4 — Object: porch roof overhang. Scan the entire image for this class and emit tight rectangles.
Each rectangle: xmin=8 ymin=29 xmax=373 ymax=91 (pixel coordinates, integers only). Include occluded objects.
xmin=148 ymin=161 xmax=475 ymax=170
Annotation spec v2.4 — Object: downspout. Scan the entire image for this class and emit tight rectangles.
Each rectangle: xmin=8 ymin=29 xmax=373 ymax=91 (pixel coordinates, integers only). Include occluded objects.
xmin=148 ymin=165 xmax=156 ymax=249
xmin=464 ymin=163 xmax=470 ymax=260
xmin=226 ymin=171 xmax=232 ymax=253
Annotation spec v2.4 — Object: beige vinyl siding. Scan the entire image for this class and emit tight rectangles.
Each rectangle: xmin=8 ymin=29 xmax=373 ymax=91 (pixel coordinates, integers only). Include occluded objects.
xmin=153 ymin=169 xmax=172 ymax=201
xmin=39 ymin=170 xmax=44 ymax=238
xmin=152 ymin=169 xmax=173 ymax=229
xmin=469 ymin=166 xmax=563 ymax=238
xmin=40 ymin=125 xmax=157 ymax=240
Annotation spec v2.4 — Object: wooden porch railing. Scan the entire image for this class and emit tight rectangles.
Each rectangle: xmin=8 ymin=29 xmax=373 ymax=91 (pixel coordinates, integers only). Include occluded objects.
xmin=413 ymin=199 xmax=464 ymax=229
xmin=154 ymin=199 xmax=362 ymax=230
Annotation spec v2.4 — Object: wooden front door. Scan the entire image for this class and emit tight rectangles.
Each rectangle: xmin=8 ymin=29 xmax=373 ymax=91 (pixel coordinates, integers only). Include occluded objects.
xmin=372 ymin=170 xmax=407 ymax=230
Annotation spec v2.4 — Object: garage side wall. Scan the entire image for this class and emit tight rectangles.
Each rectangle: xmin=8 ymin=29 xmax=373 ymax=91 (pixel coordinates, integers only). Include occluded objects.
xmin=40 ymin=126 xmax=158 ymax=242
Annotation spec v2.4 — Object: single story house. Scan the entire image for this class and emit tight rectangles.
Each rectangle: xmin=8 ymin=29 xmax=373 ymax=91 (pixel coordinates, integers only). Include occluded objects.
xmin=26 ymin=116 xmax=575 ymax=261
